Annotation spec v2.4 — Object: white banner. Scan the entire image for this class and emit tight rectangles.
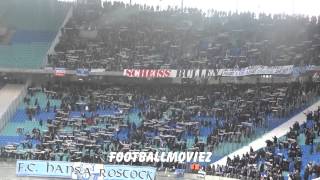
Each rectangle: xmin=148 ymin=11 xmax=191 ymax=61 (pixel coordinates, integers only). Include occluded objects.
xmin=90 ymin=69 xmax=105 ymax=73
xmin=16 ymin=160 xmax=156 ymax=180
xmin=54 ymin=67 xmax=66 ymax=77
xmin=175 ymin=65 xmax=294 ymax=78
xmin=123 ymin=69 xmax=174 ymax=78
xmin=123 ymin=65 xmax=320 ymax=78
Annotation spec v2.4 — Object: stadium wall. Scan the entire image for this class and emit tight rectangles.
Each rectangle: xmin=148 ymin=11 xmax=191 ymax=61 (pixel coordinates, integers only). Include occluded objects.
xmin=0 ymin=83 xmax=28 ymax=131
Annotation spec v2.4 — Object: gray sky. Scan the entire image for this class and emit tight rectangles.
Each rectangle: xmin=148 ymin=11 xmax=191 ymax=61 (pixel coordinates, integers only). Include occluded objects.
xmin=61 ymin=0 xmax=320 ymax=16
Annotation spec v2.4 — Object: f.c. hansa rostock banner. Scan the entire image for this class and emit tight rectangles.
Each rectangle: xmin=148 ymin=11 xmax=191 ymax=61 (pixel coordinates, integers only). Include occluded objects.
xmin=16 ymin=160 xmax=156 ymax=180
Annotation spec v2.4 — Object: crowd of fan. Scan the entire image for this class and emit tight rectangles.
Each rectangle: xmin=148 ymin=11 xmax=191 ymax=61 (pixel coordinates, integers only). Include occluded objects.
xmin=209 ymin=110 xmax=320 ymax=179
xmin=47 ymin=1 xmax=320 ymax=70
xmin=0 ymin=81 xmax=319 ymax=171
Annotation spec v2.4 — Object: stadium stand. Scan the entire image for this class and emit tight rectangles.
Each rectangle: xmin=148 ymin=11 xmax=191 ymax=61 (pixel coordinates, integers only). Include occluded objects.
xmin=211 ymin=111 xmax=320 ymax=179
xmin=1 ymin=1 xmax=320 ymax=179
xmin=0 ymin=81 xmax=318 ymax=175
xmin=0 ymin=0 xmax=68 ymax=31
xmin=47 ymin=1 xmax=320 ymax=70
xmin=0 ymin=0 xmax=69 ymax=69
xmin=0 ymin=43 xmax=51 ymax=68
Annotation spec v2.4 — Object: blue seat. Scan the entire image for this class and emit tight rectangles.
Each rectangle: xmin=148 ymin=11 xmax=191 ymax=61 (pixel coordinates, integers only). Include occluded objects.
xmin=11 ymin=30 xmax=56 ymax=44
xmin=0 ymin=136 xmax=25 ymax=145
